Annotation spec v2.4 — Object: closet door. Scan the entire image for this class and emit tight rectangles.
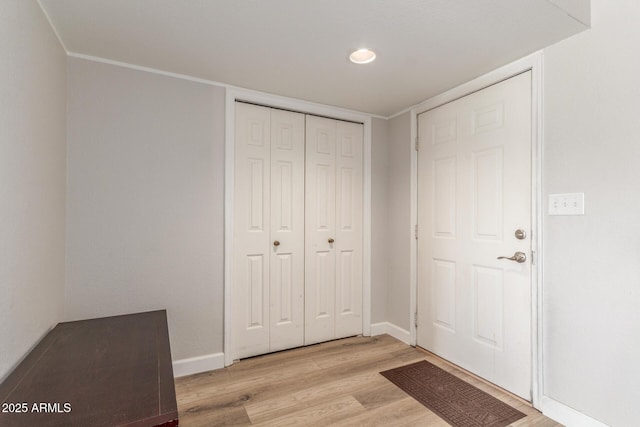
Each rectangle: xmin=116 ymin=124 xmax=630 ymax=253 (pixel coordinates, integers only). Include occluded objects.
xmin=233 ymin=103 xmax=271 ymax=358
xmin=304 ymin=116 xmax=337 ymax=345
xmin=305 ymin=116 xmax=363 ymax=345
xmin=335 ymin=121 xmax=363 ymax=338
xmin=234 ymin=104 xmax=362 ymax=356
xmin=233 ymin=103 xmax=305 ymax=359
xmin=269 ymin=109 xmax=305 ymax=352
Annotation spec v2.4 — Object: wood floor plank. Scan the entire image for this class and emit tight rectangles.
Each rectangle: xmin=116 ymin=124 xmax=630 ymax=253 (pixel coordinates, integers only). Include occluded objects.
xmin=226 ymin=358 xmax=323 ymax=383
xmin=179 ymin=403 xmax=251 ymax=427
xmin=176 ymin=358 xmax=323 ymax=406
xmin=175 ymin=335 xmax=561 ymax=426
xmin=351 ymin=380 xmax=409 ymax=409
xmin=311 ymin=338 xmax=409 ymax=369
xmin=245 ymin=371 xmax=382 ymax=423
xmin=510 ymin=412 xmax=563 ymax=427
xmin=174 ymin=367 xmax=230 ymax=397
xmin=248 ymin=347 xmax=420 ymax=414
xmin=329 ymin=396 xmax=443 ymax=427
xmin=180 ymin=346 xmax=422 ymax=414
xmin=229 ymin=335 xmax=396 ymax=373
xmin=252 ymin=395 xmax=365 ymax=427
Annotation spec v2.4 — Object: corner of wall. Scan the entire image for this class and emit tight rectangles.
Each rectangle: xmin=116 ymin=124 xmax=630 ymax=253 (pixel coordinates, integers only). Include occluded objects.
xmin=0 ymin=0 xmax=67 ymax=380
xmin=173 ymin=353 xmax=225 ymax=378
xmin=370 ymin=322 xmax=411 ymax=345
xmin=547 ymin=0 xmax=591 ymax=27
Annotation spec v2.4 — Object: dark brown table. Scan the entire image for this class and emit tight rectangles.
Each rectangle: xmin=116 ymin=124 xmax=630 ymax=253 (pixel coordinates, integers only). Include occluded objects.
xmin=0 ymin=310 xmax=178 ymax=426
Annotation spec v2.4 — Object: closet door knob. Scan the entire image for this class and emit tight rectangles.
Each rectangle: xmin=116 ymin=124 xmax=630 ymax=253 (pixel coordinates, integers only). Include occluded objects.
xmin=328 ymin=238 xmax=335 ymax=244
xmin=273 ymin=240 xmax=280 ymax=247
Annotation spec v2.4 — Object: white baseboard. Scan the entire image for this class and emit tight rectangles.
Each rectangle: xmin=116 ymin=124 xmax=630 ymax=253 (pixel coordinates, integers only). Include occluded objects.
xmin=542 ymin=396 xmax=609 ymax=427
xmin=370 ymin=322 xmax=411 ymax=345
xmin=172 ymin=352 xmax=225 ymax=378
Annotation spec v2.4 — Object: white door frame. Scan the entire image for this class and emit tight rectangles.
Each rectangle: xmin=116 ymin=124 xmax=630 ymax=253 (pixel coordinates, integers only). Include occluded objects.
xmin=224 ymin=88 xmax=373 ymax=366
xmin=409 ymin=51 xmax=544 ymax=408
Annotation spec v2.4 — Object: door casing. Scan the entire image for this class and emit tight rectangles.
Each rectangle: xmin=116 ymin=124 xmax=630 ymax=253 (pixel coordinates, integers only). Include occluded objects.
xmin=224 ymin=88 xmax=373 ymax=366
xmin=408 ymin=51 xmax=544 ymax=409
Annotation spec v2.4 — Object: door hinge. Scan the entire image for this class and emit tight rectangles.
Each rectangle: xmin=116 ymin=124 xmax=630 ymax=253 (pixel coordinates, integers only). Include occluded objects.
xmin=414 ymin=224 xmax=418 ymax=240
xmin=531 ymin=250 xmax=536 ymax=265
xmin=414 ymin=311 xmax=418 ymax=329
xmin=415 ymin=137 xmax=419 ymax=151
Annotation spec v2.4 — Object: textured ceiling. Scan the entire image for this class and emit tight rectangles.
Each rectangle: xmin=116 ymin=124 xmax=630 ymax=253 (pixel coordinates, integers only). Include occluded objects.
xmin=39 ymin=0 xmax=589 ymax=117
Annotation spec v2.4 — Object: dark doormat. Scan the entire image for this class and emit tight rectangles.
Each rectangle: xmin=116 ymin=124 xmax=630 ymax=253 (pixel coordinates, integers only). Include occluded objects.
xmin=380 ymin=360 xmax=526 ymax=427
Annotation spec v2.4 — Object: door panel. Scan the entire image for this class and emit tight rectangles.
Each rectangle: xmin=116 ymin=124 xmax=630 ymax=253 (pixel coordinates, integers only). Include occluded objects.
xmin=335 ymin=121 xmax=363 ymax=338
xmin=417 ymin=72 xmax=532 ymax=399
xmin=304 ymin=117 xmax=364 ymax=344
xmin=270 ymin=109 xmax=305 ymax=352
xmin=433 ymin=156 xmax=456 ymax=237
xmin=472 ymin=265 xmax=504 ymax=349
xmin=304 ymin=116 xmax=337 ymax=345
xmin=473 ymin=147 xmax=503 ymax=240
xmin=246 ymin=255 xmax=266 ymax=327
xmin=233 ymin=103 xmax=271 ymax=358
xmin=432 ymin=258 xmax=456 ymax=332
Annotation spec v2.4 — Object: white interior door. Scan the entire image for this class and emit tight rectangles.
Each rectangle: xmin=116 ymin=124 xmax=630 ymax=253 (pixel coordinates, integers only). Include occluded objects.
xmin=233 ymin=103 xmax=305 ymax=358
xmin=335 ymin=121 xmax=364 ymax=338
xmin=233 ymin=103 xmax=271 ymax=358
xmin=269 ymin=109 xmax=305 ymax=352
xmin=305 ymin=116 xmax=337 ymax=345
xmin=417 ymin=72 xmax=532 ymax=399
xmin=305 ymin=116 xmax=364 ymax=345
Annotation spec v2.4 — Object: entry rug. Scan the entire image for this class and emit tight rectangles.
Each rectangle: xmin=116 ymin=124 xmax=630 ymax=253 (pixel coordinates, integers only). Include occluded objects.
xmin=380 ymin=360 xmax=526 ymax=427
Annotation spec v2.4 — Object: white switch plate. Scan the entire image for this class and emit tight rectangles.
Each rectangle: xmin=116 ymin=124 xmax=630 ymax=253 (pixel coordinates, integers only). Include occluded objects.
xmin=548 ymin=193 xmax=585 ymax=215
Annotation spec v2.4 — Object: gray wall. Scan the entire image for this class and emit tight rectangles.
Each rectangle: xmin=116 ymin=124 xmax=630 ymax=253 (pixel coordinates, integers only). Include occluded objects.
xmin=542 ymin=1 xmax=640 ymax=425
xmin=0 ymin=1 xmax=67 ymax=380
xmin=66 ymin=58 xmax=225 ymax=360
xmin=386 ymin=112 xmax=412 ymax=331
xmin=371 ymin=118 xmax=389 ymax=323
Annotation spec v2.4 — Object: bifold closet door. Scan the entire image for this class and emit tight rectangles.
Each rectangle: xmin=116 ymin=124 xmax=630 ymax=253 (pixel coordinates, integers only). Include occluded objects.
xmin=233 ymin=103 xmax=305 ymax=359
xmin=269 ymin=109 xmax=305 ymax=352
xmin=305 ymin=116 xmax=363 ymax=345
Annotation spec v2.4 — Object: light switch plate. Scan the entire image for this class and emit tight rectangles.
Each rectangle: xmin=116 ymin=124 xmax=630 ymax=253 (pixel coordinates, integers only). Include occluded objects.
xmin=548 ymin=193 xmax=585 ymax=215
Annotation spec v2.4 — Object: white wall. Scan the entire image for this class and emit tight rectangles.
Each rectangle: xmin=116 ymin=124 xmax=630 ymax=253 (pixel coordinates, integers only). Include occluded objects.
xmin=542 ymin=1 xmax=640 ymax=425
xmin=0 ymin=1 xmax=67 ymax=380
xmin=386 ymin=112 xmax=412 ymax=331
xmin=66 ymin=58 xmax=225 ymax=361
xmin=371 ymin=118 xmax=389 ymax=323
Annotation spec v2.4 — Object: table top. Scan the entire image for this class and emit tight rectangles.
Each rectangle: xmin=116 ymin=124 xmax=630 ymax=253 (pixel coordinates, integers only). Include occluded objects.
xmin=0 ymin=310 xmax=178 ymax=427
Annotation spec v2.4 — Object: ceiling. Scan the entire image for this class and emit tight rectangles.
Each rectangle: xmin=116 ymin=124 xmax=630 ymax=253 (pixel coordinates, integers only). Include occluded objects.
xmin=39 ymin=0 xmax=589 ymax=117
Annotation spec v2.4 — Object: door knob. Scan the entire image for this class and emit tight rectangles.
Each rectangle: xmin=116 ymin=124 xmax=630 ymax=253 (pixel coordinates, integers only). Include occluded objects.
xmin=273 ymin=240 xmax=280 ymax=247
xmin=328 ymin=238 xmax=335 ymax=244
xmin=515 ymin=229 xmax=527 ymax=240
xmin=497 ymin=251 xmax=526 ymax=263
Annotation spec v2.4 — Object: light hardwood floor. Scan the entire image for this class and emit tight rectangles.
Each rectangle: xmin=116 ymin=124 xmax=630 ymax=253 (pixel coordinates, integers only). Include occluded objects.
xmin=175 ymin=335 xmax=561 ymax=426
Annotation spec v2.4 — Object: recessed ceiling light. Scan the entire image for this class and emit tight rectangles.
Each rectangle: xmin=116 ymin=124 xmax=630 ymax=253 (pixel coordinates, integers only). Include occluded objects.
xmin=349 ymin=48 xmax=376 ymax=64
